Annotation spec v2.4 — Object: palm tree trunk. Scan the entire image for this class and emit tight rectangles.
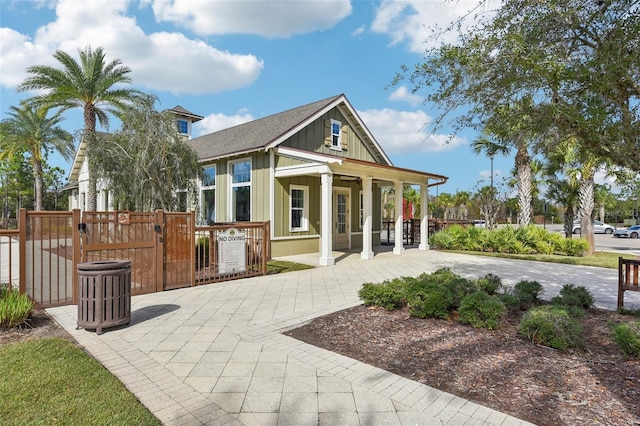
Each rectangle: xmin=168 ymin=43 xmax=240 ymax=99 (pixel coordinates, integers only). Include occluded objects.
xmin=33 ymin=160 xmax=44 ymax=211
xmin=84 ymin=104 xmax=98 ymax=211
xmin=515 ymin=144 xmax=532 ymax=225
xmin=578 ymin=176 xmax=596 ymax=255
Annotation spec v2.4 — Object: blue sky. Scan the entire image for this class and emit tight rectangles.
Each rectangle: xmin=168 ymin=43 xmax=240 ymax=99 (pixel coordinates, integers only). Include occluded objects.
xmin=0 ymin=0 xmax=511 ymax=194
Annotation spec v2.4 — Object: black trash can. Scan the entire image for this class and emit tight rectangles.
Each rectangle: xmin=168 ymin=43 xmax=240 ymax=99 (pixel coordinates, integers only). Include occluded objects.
xmin=77 ymin=260 xmax=131 ymax=335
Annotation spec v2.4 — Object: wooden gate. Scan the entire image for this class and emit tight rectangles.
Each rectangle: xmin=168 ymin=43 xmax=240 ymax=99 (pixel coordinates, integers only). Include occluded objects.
xmin=81 ymin=211 xmax=160 ymax=295
xmin=161 ymin=211 xmax=195 ymax=291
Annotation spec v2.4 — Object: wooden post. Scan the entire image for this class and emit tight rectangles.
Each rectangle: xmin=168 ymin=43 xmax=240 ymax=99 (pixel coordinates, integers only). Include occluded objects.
xmin=72 ymin=209 xmax=81 ymax=304
xmin=18 ymin=209 xmax=26 ymax=295
xmin=155 ymin=209 xmax=164 ymax=293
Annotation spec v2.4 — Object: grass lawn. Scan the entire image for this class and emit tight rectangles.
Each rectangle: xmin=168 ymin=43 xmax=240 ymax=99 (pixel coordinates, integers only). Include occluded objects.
xmin=0 ymin=338 xmax=161 ymax=425
xmin=446 ymin=250 xmax=637 ymax=269
xmin=267 ymin=259 xmax=315 ymax=274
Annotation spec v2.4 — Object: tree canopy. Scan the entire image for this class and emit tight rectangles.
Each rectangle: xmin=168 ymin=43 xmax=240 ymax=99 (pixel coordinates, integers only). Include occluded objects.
xmin=17 ymin=46 xmax=145 ymax=210
xmin=395 ymin=0 xmax=640 ymax=171
xmin=90 ymin=97 xmax=201 ymax=212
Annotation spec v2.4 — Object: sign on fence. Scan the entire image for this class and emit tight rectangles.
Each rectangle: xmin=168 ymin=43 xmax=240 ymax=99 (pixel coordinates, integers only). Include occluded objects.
xmin=218 ymin=228 xmax=246 ymax=274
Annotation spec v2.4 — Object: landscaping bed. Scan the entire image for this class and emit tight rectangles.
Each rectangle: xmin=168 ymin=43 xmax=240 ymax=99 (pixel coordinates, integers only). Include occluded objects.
xmin=285 ymin=304 xmax=640 ymax=425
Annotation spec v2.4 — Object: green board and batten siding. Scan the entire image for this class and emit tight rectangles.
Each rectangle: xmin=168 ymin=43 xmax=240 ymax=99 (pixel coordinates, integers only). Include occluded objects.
xmin=280 ymin=109 xmax=378 ymax=162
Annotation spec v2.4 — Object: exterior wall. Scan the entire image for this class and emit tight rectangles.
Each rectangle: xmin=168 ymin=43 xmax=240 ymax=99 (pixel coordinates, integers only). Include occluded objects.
xmin=273 ymin=176 xmax=321 ymax=238
xmin=271 ymin=237 xmax=319 ymax=257
xmin=280 ymin=108 xmax=379 ymax=163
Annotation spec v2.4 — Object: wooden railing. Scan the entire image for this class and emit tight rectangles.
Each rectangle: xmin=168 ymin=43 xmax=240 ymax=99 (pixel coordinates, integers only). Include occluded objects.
xmin=194 ymin=222 xmax=270 ymax=285
xmin=3 ymin=209 xmax=271 ymax=308
xmin=618 ymin=257 xmax=640 ymax=309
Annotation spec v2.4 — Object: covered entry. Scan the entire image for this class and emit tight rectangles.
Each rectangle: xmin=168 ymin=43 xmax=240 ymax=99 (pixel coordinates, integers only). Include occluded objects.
xmin=333 ymin=188 xmax=350 ymax=250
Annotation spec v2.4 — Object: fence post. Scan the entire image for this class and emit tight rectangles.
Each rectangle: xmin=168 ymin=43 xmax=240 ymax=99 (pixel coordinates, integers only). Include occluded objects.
xmin=155 ymin=210 xmax=164 ymax=293
xmin=18 ymin=209 xmax=27 ymax=295
xmin=262 ymin=221 xmax=268 ymax=275
xmin=72 ymin=209 xmax=81 ymax=304
xmin=190 ymin=210 xmax=196 ymax=287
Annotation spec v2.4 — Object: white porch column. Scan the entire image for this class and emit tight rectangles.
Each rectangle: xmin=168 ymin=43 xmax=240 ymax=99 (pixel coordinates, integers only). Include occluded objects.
xmin=361 ymin=177 xmax=374 ymax=260
xmin=419 ymin=183 xmax=429 ymax=250
xmin=393 ymin=180 xmax=405 ymax=255
xmin=319 ymin=172 xmax=335 ymax=266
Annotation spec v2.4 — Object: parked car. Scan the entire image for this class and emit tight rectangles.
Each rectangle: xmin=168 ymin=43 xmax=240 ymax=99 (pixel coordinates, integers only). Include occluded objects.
xmin=473 ymin=220 xmax=486 ymax=228
xmin=613 ymin=225 xmax=640 ymax=238
xmin=572 ymin=220 xmax=615 ymax=234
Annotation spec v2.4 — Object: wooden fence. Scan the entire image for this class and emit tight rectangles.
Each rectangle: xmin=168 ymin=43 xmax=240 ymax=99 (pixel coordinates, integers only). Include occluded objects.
xmin=1 ymin=209 xmax=270 ymax=308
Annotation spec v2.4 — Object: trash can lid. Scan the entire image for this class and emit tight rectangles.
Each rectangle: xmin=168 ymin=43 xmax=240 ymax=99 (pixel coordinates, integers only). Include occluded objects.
xmin=77 ymin=260 xmax=131 ymax=271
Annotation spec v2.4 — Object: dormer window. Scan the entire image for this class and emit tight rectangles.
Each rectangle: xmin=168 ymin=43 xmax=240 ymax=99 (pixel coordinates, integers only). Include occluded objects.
xmin=177 ymin=119 xmax=189 ymax=135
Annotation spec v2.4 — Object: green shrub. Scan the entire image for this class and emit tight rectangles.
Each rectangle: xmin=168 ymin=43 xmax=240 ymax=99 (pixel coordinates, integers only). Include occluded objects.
xmin=458 ymin=292 xmax=506 ymax=330
xmin=497 ymin=292 xmax=521 ymax=313
xmin=560 ymin=238 xmax=588 ymax=256
xmin=0 ymin=290 xmax=34 ymax=328
xmin=358 ymin=278 xmax=407 ymax=311
xmin=518 ymin=305 xmax=583 ymax=350
xmin=513 ymin=280 xmax=544 ymax=309
xmin=473 ymin=273 xmax=502 ymax=295
xmin=408 ymin=284 xmax=457 ymax=319
xmin=551 ymin=284 xmax=594 ymax=310
xmin=611 ymin=322 xmax=640 ymax=357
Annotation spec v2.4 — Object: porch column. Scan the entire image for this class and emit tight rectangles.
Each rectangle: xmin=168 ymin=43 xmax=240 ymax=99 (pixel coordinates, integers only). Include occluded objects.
xmin=319 ymin=172 xmax=334 ymax=266
xmin=419 ymin=183 xmax=429 ymax=251
xmin=361 ymin=177 xmax=374 ymax=260
xmin=393 ymin=180 xmax=405 ymax=255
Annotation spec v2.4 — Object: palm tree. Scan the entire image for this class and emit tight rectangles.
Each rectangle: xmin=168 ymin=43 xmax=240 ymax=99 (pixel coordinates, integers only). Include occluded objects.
xmin=0 ymin=101 xmax=73 ymax=210
xmin=17 ymin=46 xmax=143 ymax=210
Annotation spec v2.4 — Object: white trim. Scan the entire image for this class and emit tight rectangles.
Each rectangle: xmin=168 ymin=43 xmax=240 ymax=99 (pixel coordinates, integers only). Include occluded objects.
xmin=419 ymin=183 xmax=429 ymax=251
xmin=329 ymin=119 xmax=342 ymax=151
xmin=269 ymin=150 xmax=275 ymax=240
xmin=200 ymin=163 xmax=216 ymax=224
xmin=361 ymin=177 xmax=374 ymax=260
xmin=275 ymin=164 xmax=332 ymax=178
xmin=289 ymin=184 xmax=309 ymax=232
xmin=227 ymin=157 xmax=252 ymax=222
xmin=272 ymin=234 xmax=320 ymax=241
xmin=276 ymin=147 xmax=343 ymax=164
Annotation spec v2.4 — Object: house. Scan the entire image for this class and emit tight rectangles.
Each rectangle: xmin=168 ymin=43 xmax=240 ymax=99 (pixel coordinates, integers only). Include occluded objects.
xmin=186 ymin=94 xmax=447 ymax=265
xmin=65 ymin=105 xmax=204 ymax=211
xmin=66 ymin=94 xmax=448 ymax=265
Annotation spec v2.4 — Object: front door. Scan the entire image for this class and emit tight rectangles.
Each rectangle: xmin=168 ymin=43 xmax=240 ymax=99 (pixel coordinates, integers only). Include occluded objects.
xmin=333 ymin=189 xmax=350 ymax=250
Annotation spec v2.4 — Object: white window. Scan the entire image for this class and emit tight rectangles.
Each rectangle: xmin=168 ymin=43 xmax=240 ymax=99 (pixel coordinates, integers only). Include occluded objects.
xmin=177 ymin=119 xmax=188 ymax=135
xmin=290 ymin=185 xmax=309 ymax=232
xmin=229 ymin=159 xmax=251 ymax=222
xmin=330 ymin=119 xmax=342 ymax=150
xmin=201 ymin=165 xmax=216 ymax=224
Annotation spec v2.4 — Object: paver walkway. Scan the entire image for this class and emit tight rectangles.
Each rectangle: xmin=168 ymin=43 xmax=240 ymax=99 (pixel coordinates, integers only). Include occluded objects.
xmin=48 ymin=248 xmax=637 ymax=425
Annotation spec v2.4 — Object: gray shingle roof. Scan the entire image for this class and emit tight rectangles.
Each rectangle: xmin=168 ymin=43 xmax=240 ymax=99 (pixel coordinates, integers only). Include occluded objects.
xmin=187 ymin=94 xmax=343 ymax=161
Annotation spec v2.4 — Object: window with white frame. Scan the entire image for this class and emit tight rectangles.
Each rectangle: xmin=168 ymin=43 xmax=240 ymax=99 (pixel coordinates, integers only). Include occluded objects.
xmin=290 ymin=185 xmax=308 ymax=232
xmin=177 ymin=119 xmax=188 ymax=135
xmin=201 ymin=165 xmax=216 ymax=224
xmin=230 ymin=159 xmax=251 ymax=222
xmin=330 ymin=119 xmax=342 ymax=150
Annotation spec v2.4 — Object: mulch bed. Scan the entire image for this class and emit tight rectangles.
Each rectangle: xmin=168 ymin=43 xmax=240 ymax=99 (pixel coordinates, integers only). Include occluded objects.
xmin=284 ymin=305 xmax=640 ymax=426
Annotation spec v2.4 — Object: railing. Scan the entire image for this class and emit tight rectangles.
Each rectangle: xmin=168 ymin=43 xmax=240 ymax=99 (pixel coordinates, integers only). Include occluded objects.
xmin=1 ymin=209 xmax=79 ymax=307
xmin=195 ymin=222 xmax=270 ymax=285
xmin=618 ymin=257 xmax=640 ymax=309
xmin=3 ymin=209 xmax=271 ymax=308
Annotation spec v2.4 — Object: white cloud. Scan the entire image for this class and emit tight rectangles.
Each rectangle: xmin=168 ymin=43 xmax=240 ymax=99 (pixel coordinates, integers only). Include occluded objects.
xmin=0 ymin=0 xmax=264 ymax=94
xmin=388 ymin=86 xmax=422 ymax=106
xmin=147 ymin=0 xmax=352 ymax=38
xmin=194 ymin=111 xmax=254 ymax=137
xmin=371 ymin=0 xmax=499 ymax=53
xmin=358 ymin=108 xmax=466 ymax=154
